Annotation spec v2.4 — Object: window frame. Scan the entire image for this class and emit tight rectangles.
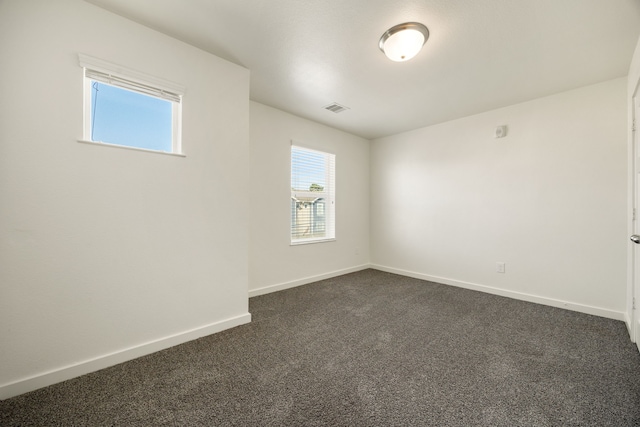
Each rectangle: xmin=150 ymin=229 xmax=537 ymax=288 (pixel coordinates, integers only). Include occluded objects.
xmin=290 ymin=143 xmax=336 ymax=245
xmin=78 ymin=54 xmax=185 ymax=156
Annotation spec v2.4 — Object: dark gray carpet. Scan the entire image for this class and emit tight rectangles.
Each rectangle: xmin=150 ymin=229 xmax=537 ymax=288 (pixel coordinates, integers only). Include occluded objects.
xmin=2 ymin=269 xmax=640 ymax=426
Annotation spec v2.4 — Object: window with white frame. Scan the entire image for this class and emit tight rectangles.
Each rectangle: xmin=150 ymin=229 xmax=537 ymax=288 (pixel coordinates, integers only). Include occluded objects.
xmin=291 ymin=144 xmax=335 ymax=244
xmin=79 ymin=54 xmax=184 ymax=155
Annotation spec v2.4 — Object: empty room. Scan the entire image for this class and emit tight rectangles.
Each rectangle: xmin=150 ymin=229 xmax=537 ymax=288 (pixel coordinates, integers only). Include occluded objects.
xmin=2 ymin=0 xmax=640 ymax=425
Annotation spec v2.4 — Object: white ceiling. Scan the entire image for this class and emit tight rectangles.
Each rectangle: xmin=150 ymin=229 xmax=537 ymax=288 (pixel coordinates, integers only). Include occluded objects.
xmin=86 ymin=0 xmax=640 ymax=140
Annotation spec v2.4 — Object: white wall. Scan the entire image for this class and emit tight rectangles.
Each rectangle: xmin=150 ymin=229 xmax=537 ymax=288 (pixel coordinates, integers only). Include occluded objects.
xmin=249 ymin=102 xmax=370 ymax=295
xmin=371 ymin=78 xmax=628 ymax=319
xmin=629 ymin=36 xmax=640 ymax=95
xmin=0 ymin=0 xmax=250 ymax=398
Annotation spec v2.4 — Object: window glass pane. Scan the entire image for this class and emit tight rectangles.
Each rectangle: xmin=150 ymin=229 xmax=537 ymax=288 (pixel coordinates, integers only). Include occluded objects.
xmin=291 ymin=145 xmax=335 ymax=244
xmin=313 ymin=199 xmax=326 ymax=233
xmin=90 ymin=81 xmax=173 ymax=152
xmin=291 ymin=148 xmax=327 ymax=192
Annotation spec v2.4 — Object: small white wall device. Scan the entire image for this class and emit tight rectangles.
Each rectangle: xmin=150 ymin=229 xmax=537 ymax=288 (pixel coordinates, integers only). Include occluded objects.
xmin=494 ymin=125 xmax=507 ymax=138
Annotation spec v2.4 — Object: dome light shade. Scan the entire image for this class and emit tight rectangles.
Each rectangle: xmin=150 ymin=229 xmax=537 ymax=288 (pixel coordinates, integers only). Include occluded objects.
xmin=379 ymin=22 xmax=429 ymax=62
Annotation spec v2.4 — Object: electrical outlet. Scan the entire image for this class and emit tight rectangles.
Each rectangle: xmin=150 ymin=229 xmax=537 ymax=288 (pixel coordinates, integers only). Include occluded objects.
xmin=496 ymin=262 xmax=505 ymax=273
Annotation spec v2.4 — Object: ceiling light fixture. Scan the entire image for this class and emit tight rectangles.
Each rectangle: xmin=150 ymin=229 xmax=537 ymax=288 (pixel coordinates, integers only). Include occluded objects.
xmin=379 ymin=22 xmax=429 ymax=62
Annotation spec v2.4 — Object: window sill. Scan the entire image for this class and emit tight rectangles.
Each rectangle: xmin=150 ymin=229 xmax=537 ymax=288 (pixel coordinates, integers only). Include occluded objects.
xmin=77 ymin=140 xmax=186 ymax=157
xmin=290 ymin=238 xmax=336 ymax=246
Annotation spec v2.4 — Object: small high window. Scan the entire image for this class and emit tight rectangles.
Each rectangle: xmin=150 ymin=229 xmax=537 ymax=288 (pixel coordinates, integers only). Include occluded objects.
xmin=291 ymin=144 xmax=335 ymax=244
xmin=79 ymin=54 xmax=184 ymax=155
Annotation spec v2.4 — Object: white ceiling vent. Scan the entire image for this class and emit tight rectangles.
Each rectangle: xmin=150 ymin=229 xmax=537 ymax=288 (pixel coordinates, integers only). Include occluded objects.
xmin=324 ymin=102 xmax=350 ymax=113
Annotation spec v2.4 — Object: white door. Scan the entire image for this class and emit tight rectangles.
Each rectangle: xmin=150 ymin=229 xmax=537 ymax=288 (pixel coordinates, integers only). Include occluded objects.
xmin=632 ymin=95 xmax=640 ymax=351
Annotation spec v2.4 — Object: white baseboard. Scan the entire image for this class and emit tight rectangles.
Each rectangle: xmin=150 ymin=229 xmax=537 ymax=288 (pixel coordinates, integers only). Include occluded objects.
xmin=0 ymin=313 xmax=251 ymax=400
xmin=370 ymin=264 xmax=626 ymax=322
xmin=249 ymin=264 xmax=370 ymax=298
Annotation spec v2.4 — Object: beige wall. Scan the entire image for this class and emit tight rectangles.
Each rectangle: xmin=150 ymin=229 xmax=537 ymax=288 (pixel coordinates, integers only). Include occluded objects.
xmin=0 ymin=0 xmax=250 ymax=398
